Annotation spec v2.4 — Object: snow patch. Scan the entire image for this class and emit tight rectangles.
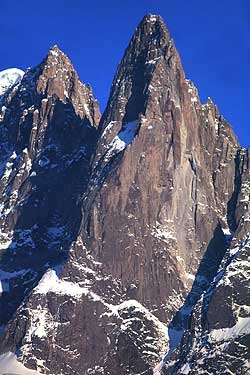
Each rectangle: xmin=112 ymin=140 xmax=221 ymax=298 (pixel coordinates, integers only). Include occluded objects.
xmin=153 ymin=360 xmax=164 ymax=375
xmin=0 ymin=68 xmax=24 ymax=95
xmin=148 ymin=14 xmax=158 ymax=22
xmin=210 ymin=317 xmax=250 ymax=342
xmin=101 ymin=121 xmax=117 ymax=137
xmin=0 ymin=150 xmax=17 ymax=183
xmin=50 ymin=49 xmax=59 ymax=57
xmin=83 ymin=103 xmax=90 ymax=116
xmin=0 ymin=238 xmax=12 ymax=250
xmin=104 ymin=120 xmax=138 ymax=161
xmin=151 ymin=222 xmax=176 ymax=242
xmin=0 ymin=352 xmax=41 ymax=375
xmin=34 ymin=269 xmax=88 ymax=297
xmin=180 ymin=363 xmax=191 ymax=374
xmin=222 ymin=227 xmax=232 ymax=236
xmin=146 ymin=57 xmax=161 ymax=65
xmin=27 ymin=308 xmax=50 ymax=339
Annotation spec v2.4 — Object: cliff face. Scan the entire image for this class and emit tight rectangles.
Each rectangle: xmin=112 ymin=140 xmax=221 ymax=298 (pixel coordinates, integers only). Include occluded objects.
xmin=0 ymin=46 xmax=100 ymax=327
xmin=80 ymin=14 xmax=240 ymax=319
xmin=0 ymin=14 xmax=249 ymax=375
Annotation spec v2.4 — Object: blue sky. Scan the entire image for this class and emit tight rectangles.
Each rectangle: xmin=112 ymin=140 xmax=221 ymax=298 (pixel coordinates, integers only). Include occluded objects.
xmin=1 ymin=0 xmax=249 ymax=146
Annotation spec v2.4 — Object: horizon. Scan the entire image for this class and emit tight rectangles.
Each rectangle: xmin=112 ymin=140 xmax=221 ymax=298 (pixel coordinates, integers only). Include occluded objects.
xmin=0 ymin=1 xmax=249 ymax=146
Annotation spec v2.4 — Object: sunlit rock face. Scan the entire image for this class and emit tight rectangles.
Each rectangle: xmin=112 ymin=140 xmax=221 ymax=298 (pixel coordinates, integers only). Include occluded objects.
xmin=0 ymin=14 xmax=249 ymax=375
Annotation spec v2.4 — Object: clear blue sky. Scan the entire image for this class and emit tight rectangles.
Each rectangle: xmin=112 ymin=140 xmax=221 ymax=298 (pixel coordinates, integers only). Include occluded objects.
xmin=1 ymin=1 xmax=249 ymax=146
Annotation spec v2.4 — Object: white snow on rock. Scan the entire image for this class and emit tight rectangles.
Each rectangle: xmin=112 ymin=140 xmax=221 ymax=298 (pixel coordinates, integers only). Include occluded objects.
xmin=0 ymin=351 xmax=41 ymax=375
xmin=180 ymin=363 xmax=191 ymax=374
xmin=221 ymin=227 xmax=232 ymax=237
xmin=148 ymin=14 xmax=158 ymax=22
xmin=0 ymin=150 xmax=17 ymax=185
xmin=0 ymin=68 xmax=25 ymax=95
xmin=26 ymin=307 xmax=52 ymax=339
xmin=104 ymin=120 xmax=138 ymax=161
xmin=116 ymin=300 xmax=169 ymax=362
xmin=151 ymin=222 xmax=176 ymax=243
xmin=101 ymin=120 xmax=117 ymax=137
xmin=34 ymin=269 xmax=89 ymax=297
xmin=153 ymin=359 xmax=164 ymax=375
xmin=219 ymin=236 xmax=250 ymax=285
xmin=0 ymin=237 xmax=12 ymax=250
xmin=117 ymin=300 xmax=168 ymax=336
xmin=0 ymin=230 xmax=14 ymax=250
xmin=209 ymin=317 xmax=250 ymax=342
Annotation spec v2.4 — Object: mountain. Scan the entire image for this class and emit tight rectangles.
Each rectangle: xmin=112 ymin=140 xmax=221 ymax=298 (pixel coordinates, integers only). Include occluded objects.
xmin=0 ymin=44 xmax=100 ymax=328
xmin=0 ymin=14 xmax=249 ymax=375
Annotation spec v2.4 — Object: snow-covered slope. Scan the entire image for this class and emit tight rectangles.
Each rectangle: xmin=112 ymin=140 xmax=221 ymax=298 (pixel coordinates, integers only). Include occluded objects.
xmin=0 ymin=68 xmax=24 ymax=95
xmin=0 ymin=352 xmax=41 ymax=375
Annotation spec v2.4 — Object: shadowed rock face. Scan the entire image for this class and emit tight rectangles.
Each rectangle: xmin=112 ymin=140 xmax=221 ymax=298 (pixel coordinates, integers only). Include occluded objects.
xmin=0 ymin=46 xmax=100 ymax=326
xmin=0 ymin=14 xmax=249 ymax=375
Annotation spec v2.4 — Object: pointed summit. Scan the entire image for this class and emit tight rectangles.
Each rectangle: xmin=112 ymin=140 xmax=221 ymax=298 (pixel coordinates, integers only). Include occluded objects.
xmin=142 ymin=13 xmax=160 ymax=20
xmin=119 ymin=12 xmax=171 ymax=71
xmin=101 ymin=18 xmax=164 ymax=127
xmin=0 ymin=45 xmax=100 ymax=149
xmin=49 ymin=44 xmax=63 ymax=53
xmin=36 ymin=45 xmax=77 ymax=97
xmin=95 ymin=14 xmax=187 ymax=172
xmin=100 ymin=14 xmax=176 ymax=127
xmin=33 ymin=46 xmax=101 ymax=123
xmin=134 ymin=13 xmax=171 ymax=49
xmin=46 ymin=44 xmax=69 ymax=63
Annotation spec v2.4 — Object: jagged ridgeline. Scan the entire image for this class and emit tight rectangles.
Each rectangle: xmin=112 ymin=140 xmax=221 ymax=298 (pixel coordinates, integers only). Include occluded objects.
xmin=0 ymin=14 xmax=249 ymax=375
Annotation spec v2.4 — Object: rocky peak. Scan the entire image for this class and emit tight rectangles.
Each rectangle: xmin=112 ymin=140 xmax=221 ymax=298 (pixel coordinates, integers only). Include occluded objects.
xmin=36 ymin=44 xmax=76 ymax=97
xmin=34 ymin=44 xmax=101 ymax=124
xmin=82 ymin=13 xmax=242 ymax=327
xmin=0 ymin=45 xmax=100 ymax=151
xmin=93 ymin=14 xmax=185 ymax=179
xmin=0 ymin=45 xmax=101 ymax=330
xmin=48 ymin=44 xmax=67 ymax=57
xmin=0 ymin=45 xmax=101 ymax=237
xmin=124 ymin=14 xmax=170 ymax=63
xmin=100 ymin=14 xmax=172 ymax=129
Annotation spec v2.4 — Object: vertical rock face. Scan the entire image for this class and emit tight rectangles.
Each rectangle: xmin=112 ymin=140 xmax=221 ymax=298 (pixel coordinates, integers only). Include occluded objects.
xmin=81 ymin=14 xmax=240 ymax=319
xmin=0 ymin=14 xmax=249 ymax=375
xmin=0 ymin=46 xmax=100 ymax=326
